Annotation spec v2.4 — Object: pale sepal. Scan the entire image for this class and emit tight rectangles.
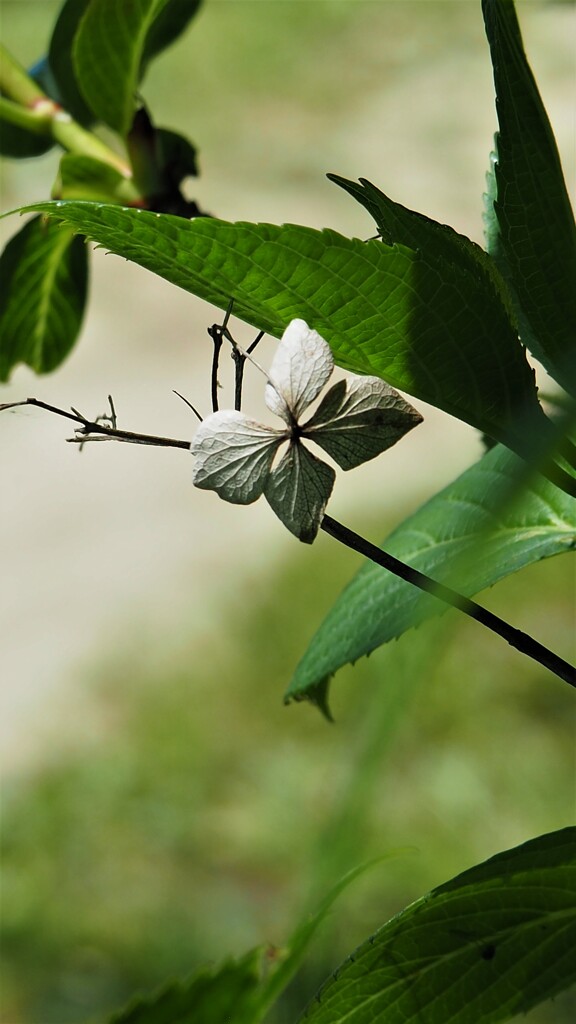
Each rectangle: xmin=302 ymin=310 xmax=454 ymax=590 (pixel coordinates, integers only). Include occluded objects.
xmin=265 ymin=318 xmax=334 ymax=423
xmin=304 ymin=375 xmax=423 ymax=470
xmin=191 ymin=410 xmax=283 ymax=504
xmin=265 ymin=442 xmax=336 ymax=543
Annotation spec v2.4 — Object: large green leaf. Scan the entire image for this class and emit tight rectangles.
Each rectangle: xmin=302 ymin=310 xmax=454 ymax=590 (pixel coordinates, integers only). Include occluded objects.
xmin=47 ymin=0 xmax=94 ymax=125
xmin=301 ymin=828 xmax=576 ymax=1024
xmin=328 ymin=174 xmax=516 ymax=332
xmin=107 ymin=948 xmax=262 ymax=1024
xmin=72 ymin=0 xmax=202 ymax=135
xmin=482 ymin=0 xmax=576 ymax=396
xmin=0 ymin=214 xmax=88 ymax=380
xmin=286 ymin=443 xmax=576 ymax=707
xmin=10 ymin=201 xmax=549 ymax=460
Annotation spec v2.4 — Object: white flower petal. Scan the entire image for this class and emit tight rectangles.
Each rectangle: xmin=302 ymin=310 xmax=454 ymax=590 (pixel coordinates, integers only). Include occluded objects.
xmin=303 ymin=375 xmax=423 ymax=470
xmin=265 ymin=318 xmax=334 ymax=423
xmin=264 ymin=441 xmax=335 ymax=543
xmin=191 ymin=410 xmax=283 ymax=504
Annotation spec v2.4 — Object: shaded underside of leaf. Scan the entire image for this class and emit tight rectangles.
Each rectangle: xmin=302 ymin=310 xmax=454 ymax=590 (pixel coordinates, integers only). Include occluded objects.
xmin=301 ymin=827 xmax=576 ymax=1024
xmin=12 ymin=201 xmax=547 ymax=457
xmin=482 ymin=0 xmax=576 ymax=396
xmin=286 ymin=443 xmax=576 ymax=706
xmin=0 ymin=215 xmax=88 ymax=380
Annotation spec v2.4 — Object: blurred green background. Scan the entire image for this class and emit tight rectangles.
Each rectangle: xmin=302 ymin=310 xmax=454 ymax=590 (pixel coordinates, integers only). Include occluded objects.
xmin=1 ymin=1 xmax=574 ymax=1022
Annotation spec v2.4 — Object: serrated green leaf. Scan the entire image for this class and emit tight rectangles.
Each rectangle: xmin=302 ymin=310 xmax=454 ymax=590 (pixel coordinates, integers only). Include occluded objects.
xmin=0 ymin=215 xmax=88 ymax=380
xmin=72 ymin=0 xmax=201 ymax=135
xmin=301 ymin=828 xmax=576 ymax=1024
xmin=482 ymin=0 xmax=576 ymax=396
xmin=329 ymin=175 xmax=517 ymax=332
xmin=286 ymin=443 xmax=576 ymax=705
xmin=107 ymin=858 xmax=389 ymax=1024
xmin=107 ymin=948 xmax=262 ymax=1024
xmin=9 ymin=201 xmax=550 ymax=461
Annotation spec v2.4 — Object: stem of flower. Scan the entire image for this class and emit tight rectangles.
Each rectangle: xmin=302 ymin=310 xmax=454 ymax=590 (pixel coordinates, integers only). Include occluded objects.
xmin=321 ymin=514 xmax=576 ymax=690
xmin=2 ymin=397 xmax=573 ymax=690
xmin=0 ymin=398 xmax=191 ymax=449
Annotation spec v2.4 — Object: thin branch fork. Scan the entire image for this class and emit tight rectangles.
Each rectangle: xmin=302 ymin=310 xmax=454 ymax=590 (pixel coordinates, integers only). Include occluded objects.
xmin=0 ymin=397 xmax=191 ymax=449
xmin=2 ymin=395 xmax=574 ymax=690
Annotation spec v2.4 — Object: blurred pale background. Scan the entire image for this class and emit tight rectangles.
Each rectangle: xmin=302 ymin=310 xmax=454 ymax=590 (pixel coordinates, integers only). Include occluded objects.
xmin=1 ymin=2 xmax=574 ymax=1021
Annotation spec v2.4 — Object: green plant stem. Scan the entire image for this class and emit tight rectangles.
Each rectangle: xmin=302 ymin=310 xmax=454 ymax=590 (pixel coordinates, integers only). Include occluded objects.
xmin=320 ymin=515 xmax=576 ymax=690
xmin=0 ymin=95 xmax=52 ymax=134
xmin=0 ymin=43 xmax=45 ymax=106
xmin=0 ymin=44 xmax=132 ymax=179
xmin=2 ymin=397 xmax=574 ymax=690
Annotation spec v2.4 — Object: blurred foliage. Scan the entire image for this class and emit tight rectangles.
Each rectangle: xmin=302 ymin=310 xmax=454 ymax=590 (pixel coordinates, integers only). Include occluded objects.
xmin=1 ymin=2 xmax=574 ymax=1022
xmin=1 ymin=521 xmax=573 ymax=1022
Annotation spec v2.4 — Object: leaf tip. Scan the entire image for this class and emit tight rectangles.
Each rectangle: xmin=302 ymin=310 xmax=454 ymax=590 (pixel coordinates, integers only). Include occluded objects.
xmin=284 ymin=675 xmax=334 ymax=722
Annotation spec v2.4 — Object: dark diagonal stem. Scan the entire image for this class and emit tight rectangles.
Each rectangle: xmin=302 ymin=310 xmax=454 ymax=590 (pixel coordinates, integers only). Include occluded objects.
xmin=321 ymin=514 xmax=576 ymax=689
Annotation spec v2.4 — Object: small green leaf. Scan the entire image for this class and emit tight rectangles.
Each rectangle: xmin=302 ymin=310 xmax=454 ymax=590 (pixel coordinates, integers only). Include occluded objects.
xmin=9 ymin=202 xmax=549 ymax=461
xmin=107 ymin=948 xmax=262 ymax=1024
xmin=57 ymin=154 xmax=129 ymax=203
xmin=482 ymin=0 xmax=576 ymax=396
xmin=286 ymin=443 xmax=576 ymax=705
xmin=301 ymin=828 xmax=576 ymax=1024
xmin=72 ymin=0 xmax=202 ymax=135
xmin=0 ymin=215 xmax=88 ymax=380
